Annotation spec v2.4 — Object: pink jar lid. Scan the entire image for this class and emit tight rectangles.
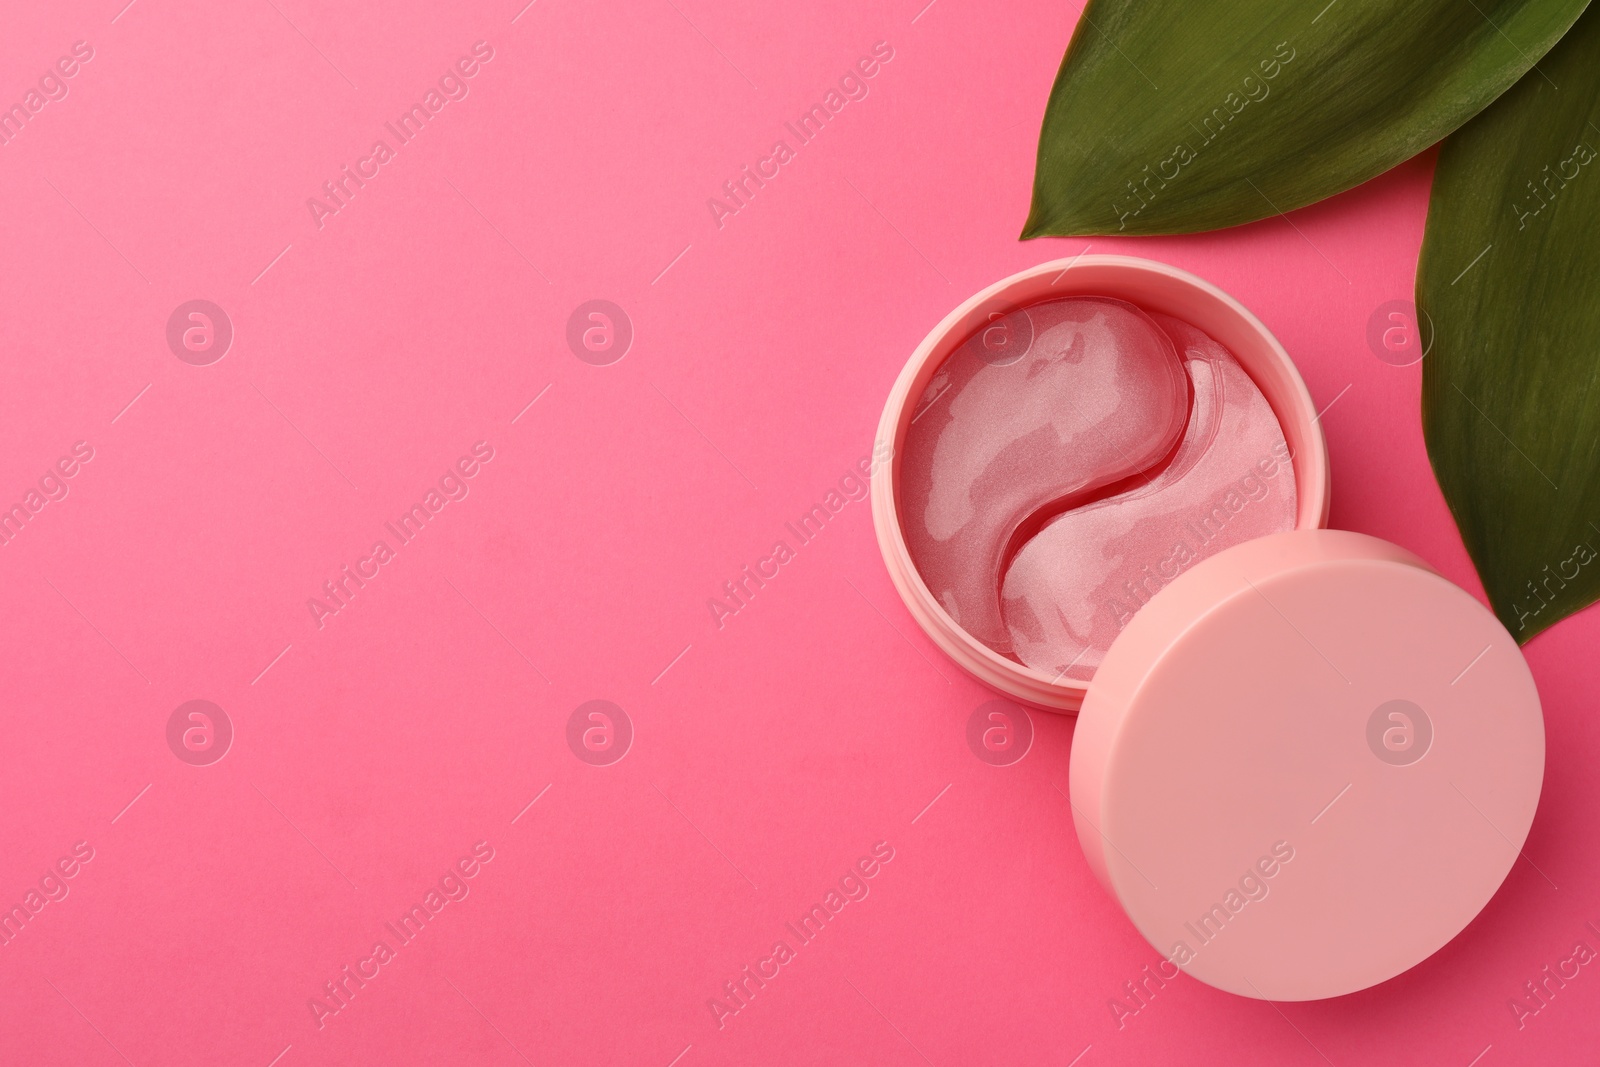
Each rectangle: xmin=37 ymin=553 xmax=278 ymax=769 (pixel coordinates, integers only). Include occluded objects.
xmin=1070 ymin=528 xmax=1544 ymax=1000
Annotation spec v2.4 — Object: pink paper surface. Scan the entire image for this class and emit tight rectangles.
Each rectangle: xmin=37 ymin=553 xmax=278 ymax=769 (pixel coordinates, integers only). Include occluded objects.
xmin=1 ymin=2 xmax=1594 ymax=1065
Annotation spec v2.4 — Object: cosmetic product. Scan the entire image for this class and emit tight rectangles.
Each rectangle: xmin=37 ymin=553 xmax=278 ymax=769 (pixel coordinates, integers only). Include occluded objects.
xmin=871 ymin=257 xmax=1544 ymax=1000
xmin=899 ymin=297 xmax=1188 ymax=652
xmin=1001 ymin=313 xmax=1297 ymax=682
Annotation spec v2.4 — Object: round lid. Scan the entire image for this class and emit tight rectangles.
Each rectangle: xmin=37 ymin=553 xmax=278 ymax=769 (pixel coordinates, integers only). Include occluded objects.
xmin=1070 ymin=529 xmax=1544 ymax=1000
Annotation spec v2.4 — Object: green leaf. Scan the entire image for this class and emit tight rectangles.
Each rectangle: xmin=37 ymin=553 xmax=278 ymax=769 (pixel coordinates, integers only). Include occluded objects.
xmin=1024 ymin=0 xmax=1589 ymax=237
xmin=1419 ymin=1 xmax=1600 ymax=642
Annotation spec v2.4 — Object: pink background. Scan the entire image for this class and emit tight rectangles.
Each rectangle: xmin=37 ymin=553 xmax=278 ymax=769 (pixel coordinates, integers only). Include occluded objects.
xmin=1 ymin=0 xmax=1595 ymax=1064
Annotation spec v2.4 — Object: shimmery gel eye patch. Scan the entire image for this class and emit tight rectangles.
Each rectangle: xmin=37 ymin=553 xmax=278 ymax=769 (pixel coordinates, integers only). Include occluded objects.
xmin=1000 ymin=314 xmax=1296 ymax=680
xmin=898 ymin=298 xmax=1190 ymax=652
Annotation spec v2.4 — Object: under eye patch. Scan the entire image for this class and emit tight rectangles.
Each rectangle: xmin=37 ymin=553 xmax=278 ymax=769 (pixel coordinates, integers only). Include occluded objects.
xmin=898 ymin=297 xmax=1190 ymax=652
xmin=1000 ymin=314 xmax=1297 ymax=681
xmin=898 ymin=300 xmax=1297 ymax=678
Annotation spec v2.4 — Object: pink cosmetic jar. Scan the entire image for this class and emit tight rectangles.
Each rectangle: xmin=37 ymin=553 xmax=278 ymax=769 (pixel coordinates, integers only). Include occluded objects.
xmin=870 ymin=256 xmax=1545 ymax=1000
xmin=872 ymin=255 xmax=1331 ymax=712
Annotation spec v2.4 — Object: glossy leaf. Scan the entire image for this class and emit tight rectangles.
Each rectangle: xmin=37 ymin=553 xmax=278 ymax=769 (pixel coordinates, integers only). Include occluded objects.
xmin=1419 ymin=1 xmax=1600 ymax=641
xmin=1023 ymin=0 xmax=1589 ymax=237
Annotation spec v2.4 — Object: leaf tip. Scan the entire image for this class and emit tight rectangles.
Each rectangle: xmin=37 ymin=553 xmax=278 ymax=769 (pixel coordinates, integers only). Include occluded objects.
xmin=1020 ymin=199 xmax=1099 ymax=240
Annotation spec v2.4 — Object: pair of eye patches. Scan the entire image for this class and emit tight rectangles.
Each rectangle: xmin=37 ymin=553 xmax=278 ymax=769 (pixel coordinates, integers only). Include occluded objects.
xmin=1002 ymin=313 xmax=1297 ymax=680
xmin=898 ymin=297 xmax=1191 ymax=653
xmin=898 ymin=297 xmax=1295 ymax=680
